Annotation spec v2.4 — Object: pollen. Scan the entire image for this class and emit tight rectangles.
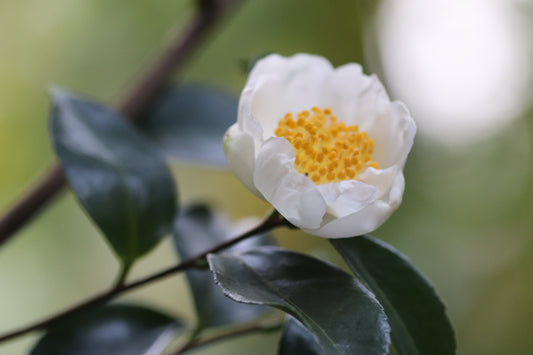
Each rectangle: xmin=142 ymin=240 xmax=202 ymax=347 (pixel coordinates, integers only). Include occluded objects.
xmin=275 ymin=107 xmax=379 ymax=184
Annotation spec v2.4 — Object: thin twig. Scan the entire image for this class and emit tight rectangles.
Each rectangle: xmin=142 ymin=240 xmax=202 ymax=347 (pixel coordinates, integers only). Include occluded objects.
xmin=0 ymin=0 xmax=240 ymax=247
xmin=172 ymin=319 xmax=284 ymax=355
xmin=0 ymin=211 xmax=287 ymax=344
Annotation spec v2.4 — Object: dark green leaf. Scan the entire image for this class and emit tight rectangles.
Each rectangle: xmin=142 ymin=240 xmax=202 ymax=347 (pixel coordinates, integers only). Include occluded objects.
xmin=278 ymin=316 xmax=324 ymax=355
xmin=50 ymin=88 xmax=177 ymax=265
xmin=174 ymin=203 xmax=273 ymax=329
xmin=139 ymin=85 xmax=237 ymax=167
xmin=30 ymin=304 xmax=183 ymax=355
xmin=208 ymin=246 xmax=390 ymax=355
xmin=331 ymin=236 xmax=456 ymax=355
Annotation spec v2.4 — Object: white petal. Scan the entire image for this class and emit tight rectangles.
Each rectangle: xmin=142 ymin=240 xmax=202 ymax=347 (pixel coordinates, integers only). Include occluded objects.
xmin=323 ymin=64 xmax=390 ymax=126
xmin=390 ymin=102 xmax=417 ymax=167
xmin=320 ymin=66 xmax=403 ymax=167
xmin=317 ymin=180 xmax=380 ymax=218
xmin=303 ymin=200 xmax=394 ymax=239
xmin=237 ymin=86 xmax=263 ymax=142
xmin=365 ymin=101 xmax=416 ymax=167
xmin=253 ymin=137 xmax=327 ymax=229
xmin=358 ymin=166 xmax=397 ymax=200
xmin=223 ymin=124 xmax=263 ymax=199
xmin=387 ymin=171 xmax=405 ymax=209
xmin=248 ymin=53 xmax=333 ymax=86
xmin=243 ymin=54 xmax=334 ymax=138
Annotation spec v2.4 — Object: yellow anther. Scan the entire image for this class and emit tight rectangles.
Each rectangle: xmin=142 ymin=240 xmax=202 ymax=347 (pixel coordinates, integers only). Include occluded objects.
xmin=305 ymin=123 xmax=317 ymax=134
xmin=275 ymin=107 xmax=379 ymax=184
xmin=346 ymin=169 xmax=356 ymax=179
xmin=286 ymin=118 xmax=296 ymax=128
xmin=328 ymin=161 xmax=338 ymax=170
xmin=327 ymin=150 xmax=337 ymax=160
xmin=298 ymin=110 xmax=310 ymax=119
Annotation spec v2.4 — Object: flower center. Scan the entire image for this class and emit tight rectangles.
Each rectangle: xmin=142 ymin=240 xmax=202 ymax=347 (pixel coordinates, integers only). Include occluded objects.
xmin=275 ymin=107 xmax=379 ymax=184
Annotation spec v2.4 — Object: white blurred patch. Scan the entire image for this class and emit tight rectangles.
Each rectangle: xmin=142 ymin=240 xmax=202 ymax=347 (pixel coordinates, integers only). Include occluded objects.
xmin=375 ymin=0 xmax=531 ymax=146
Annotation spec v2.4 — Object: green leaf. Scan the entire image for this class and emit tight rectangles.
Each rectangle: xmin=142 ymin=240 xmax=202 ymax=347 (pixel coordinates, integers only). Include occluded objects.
xmin=278 ymin=316 xmax=324 ymax=355
xmin=30 ymin=304 xmax=183 ymax=355
xmin=331 ymin=236 xmax=456 ymax=355
xmin=50 ymin=88 xmax=177 ymax=266
xmin=208 ymin=246 xmax=391 ymax=355
xmin=174 ymin=203 xmax=273 ymax=329
xmin=139 ymin=85 xmax=237 ymax=167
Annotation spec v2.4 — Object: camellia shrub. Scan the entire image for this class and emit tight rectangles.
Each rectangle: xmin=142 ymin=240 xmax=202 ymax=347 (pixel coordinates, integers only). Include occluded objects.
xmin=0 ymin=1 xmax=455 ymax=354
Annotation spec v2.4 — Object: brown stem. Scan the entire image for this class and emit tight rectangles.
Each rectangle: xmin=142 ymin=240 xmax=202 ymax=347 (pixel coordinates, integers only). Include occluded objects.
xmin=0 ymin=211 xmax=287 ymax=344
xmin=0 ymin=0 xmax=240 ymax=248
xmin=172 ymin=319 xmax=284 ymax=354
xmin=118 ymin=0 xmax=237 ymax=118
xmin=0 ymin=165 xmax=65 ymax=243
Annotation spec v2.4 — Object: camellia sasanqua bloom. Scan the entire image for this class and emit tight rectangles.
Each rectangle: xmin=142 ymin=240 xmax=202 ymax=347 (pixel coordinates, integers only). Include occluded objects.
xmin=224 ymin=54 xmax=416 ymax=238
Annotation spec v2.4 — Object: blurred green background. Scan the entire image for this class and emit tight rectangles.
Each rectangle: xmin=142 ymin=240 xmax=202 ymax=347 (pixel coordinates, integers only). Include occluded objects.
xmin=1 ymin=0 xmax=532 ymax=354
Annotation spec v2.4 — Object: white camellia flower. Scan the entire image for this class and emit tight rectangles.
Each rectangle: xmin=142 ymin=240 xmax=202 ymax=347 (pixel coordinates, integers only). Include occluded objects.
xmin=224 ymin=53 xmax=416 ymax=238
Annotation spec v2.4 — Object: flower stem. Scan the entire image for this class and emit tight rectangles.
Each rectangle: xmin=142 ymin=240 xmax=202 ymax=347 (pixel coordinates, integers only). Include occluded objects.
xmin=0 ymin=0 xmax=241 ymax=248
xmin=0 ymin=210 xmax=287 ymax=344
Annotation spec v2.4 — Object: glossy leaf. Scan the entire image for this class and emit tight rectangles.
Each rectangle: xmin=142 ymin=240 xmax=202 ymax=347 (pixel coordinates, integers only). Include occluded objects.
xmin=174 ymin=203 xmax=272 ymax=329
xmin=208 ymin=246 xmax=391 ymax=355
xmin=30 ymin=304 xmax=182 ymax=355
xmin=278 ymin=316 xmax=324 ymax=355
xmin=50 ymin=89 xmax=177 ymax=265
xmin=331 ymin=236 xmax=456 ymax=355
xmin=139 ymin=85 xmax=237 ymax=167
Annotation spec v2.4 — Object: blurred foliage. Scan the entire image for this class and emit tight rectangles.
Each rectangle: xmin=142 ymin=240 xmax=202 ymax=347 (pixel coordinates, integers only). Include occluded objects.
xmin=0 ymin=0 xmax=532 ymax=354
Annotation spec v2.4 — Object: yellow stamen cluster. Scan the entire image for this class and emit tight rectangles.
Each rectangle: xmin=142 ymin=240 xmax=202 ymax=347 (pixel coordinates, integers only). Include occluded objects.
xmin=274 ymin=107 xmax=379 ymax=185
